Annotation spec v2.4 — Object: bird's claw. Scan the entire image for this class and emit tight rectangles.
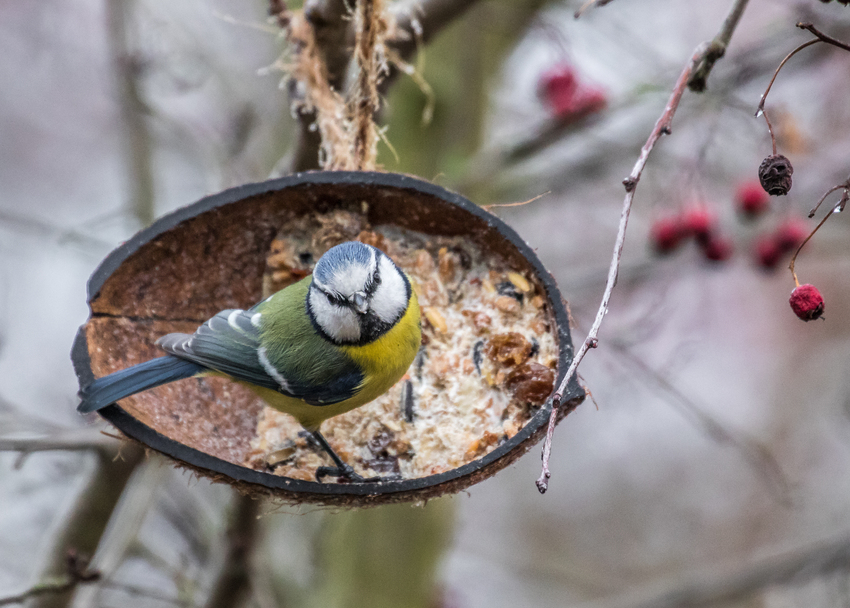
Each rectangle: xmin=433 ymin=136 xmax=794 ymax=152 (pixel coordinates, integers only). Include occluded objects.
xmin=315 ymin=465 xmax=402 ymax=484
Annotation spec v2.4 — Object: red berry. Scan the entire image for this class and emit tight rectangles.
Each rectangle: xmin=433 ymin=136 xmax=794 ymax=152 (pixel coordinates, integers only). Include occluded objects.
xmin=539 ymin=65 xmax=578 ymax=110
xmin=565 ymin=86 xmax=607 ymax=118
xmin=538 ymin=64 xmax=606 ymax=121
xmin=701 ymin=234 xmax=734 ymax=262
xmin=774 ymin=217 xmax=808 ymax=252
xmin=754 ymin=236 xmax=781 ymax=270
xmin=736 ymin=181 xmax=770 ymax=218
xmin=681 ymin=205 xmax=716 ymax=244
xmin=650 ymin=216 xmax=684 ymax=254
xmin=789 ymin=284 xmax=824 ymax=321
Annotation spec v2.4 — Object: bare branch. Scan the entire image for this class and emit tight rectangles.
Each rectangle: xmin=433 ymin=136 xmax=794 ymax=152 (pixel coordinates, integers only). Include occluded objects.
xmin=789 ymin=182 xmax=850 ymax=287
xmin=388 ymin=0 xmax=482 ymax=61
xmin=0 ymin=429 xmax=118 ymax=466
xmin=72 ymin=457 xmax=170 ymax=607
xmin=574 ymin=0 xmax=618 ymax=19
xmin=0 ymin=550 xmax=100 ymax=607
xmin=687 ymin=0 xmax=750 ymax=92
xmin=797 ymin=21 xmax=850 ymax=53
xmin=28 ymin=446 xmax=143 ymax=608
xmin=756 ymin=23 xmax=850 ymax=115
xmin=202 ymin=494 xmax=261 ymax=608
xmin=535 ymin=40 xmax=709 ymax=493
xmin=0 ymin=209 xmax=112 ymax=252
xmin=537 ymin=0 xmax=754 ymax=493
xmin=755 ymin=39 xmax=819 ymax=115
xmin=608 ymin=340 xmax=791 ymax=504
xmin=573 ymin=533 xmax=850 ymax=608
xmin=304 ymin=0 xmax=355 ymax=89
xmin=107 ymin=0 xmax=155 ymax=227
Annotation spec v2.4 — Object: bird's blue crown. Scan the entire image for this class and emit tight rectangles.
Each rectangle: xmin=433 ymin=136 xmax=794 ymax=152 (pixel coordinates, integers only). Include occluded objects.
xmin=313 ymin=242 xmax=378 ymax=288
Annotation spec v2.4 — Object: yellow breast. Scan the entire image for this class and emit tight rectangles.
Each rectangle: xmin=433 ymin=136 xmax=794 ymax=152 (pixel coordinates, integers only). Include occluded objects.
xmin=342 ymin=292 xmax=421 ymax=402
xmin=245 ymin=294 xmax=421 ymax=431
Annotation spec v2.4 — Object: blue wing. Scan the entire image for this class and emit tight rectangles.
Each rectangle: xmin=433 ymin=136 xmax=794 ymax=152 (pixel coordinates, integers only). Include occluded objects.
xmin=157 ymin=308 xmax=362 ymax=406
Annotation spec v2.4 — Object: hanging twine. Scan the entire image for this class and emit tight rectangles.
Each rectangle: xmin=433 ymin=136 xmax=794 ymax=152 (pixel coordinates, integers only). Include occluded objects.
xmin=350 ymin=0 xmax=387 ymax=170
xmin=285 ymin=0 xmax=388 ymax=171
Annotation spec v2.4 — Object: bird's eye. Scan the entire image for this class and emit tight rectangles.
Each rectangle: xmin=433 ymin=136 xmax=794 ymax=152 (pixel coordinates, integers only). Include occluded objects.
xmin=364 ymin=271 xmax=380 ymax=296
xmin=323 ymin=291 xmax=347 ymax=307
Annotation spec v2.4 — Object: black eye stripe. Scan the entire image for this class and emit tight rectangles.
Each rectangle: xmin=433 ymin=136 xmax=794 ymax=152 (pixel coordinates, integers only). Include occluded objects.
xmin=319 ymin=288 xmax=348 ymax=307
xmin=364 ymin=259 xmax=382 ymax=297
xmin=315 ymin=254 xmax=382 ymax=306
xmin=329 ymin=294 xmax=347 ymax=307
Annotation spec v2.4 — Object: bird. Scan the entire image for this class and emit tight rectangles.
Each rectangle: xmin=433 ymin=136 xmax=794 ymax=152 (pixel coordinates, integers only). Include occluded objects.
xmin=78 ymin=241 xmax=421 ymax=482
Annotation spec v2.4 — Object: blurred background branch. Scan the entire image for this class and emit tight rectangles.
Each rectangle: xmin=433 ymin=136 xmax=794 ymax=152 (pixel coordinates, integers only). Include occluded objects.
xmin=3 ymin=1 xmax=850 ymax=607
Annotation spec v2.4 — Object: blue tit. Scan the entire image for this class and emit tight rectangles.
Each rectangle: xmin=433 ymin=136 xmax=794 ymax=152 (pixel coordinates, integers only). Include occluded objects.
xmin=78 ymin=241 xmax=421 ymax=482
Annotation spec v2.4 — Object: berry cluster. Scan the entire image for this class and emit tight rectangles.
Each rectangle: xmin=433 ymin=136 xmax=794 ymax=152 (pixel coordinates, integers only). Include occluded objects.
xmin=753 ymin=217 xmax=806 ymax=269
xmin=538 ymin=64 xmax=607 ymax=123
xmin=648 ymin=179 xmax=811 ymax=274
xmin=650 ymin=205 xmax=733 ymax=262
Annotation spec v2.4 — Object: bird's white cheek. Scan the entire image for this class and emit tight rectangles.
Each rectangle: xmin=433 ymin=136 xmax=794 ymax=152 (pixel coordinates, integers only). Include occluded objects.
xmin=309 ymin=290 xmax=361 ymax=342
xmin=370 ymin=258 xmax=408 ymax=324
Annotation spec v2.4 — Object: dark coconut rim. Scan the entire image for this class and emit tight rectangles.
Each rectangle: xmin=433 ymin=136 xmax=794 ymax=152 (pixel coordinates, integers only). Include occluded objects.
xmin=72 ymin=170 xmax=584 ymax=505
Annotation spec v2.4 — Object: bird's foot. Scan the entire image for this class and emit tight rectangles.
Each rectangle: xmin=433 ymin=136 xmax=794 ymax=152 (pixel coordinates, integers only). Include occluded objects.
xmin=315 ymin=465 xmax=402 ymax=484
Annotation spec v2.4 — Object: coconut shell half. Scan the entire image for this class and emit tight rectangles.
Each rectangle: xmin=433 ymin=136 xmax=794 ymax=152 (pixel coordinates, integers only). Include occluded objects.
xmin=72 ymin=171 xmax=584 ymax=506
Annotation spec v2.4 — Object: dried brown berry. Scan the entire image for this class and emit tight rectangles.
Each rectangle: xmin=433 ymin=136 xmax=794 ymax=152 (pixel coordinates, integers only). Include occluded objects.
xmin=758 ymin=154 xmax=793 ymax=196
xmin=505 ymin=362 xmax=555 ymax=405
xmin=789 ymin=284 xmax=824 ymax=321
xmin=461 ymin=309 xmax=492 ymax=331
xmin=486 ymin=332 xmax=532 ymax=366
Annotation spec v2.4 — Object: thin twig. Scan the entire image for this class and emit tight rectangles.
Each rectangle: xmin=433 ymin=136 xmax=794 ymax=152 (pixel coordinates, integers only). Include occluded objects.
xmin=72 ymin=457 xmax=169 ymax=607
xmin=573 ymin=0 xmax=617 ymax=19
xmin=608 ymin=340 xmax=791 ymax=505
xmin=0 ymin=430 xmax=119 ymax=469
xmin=536 ymin=42 xmax=709 ymax=493
xmin=687 ymin=0 xmax=750 ymax=92
xmin=755 ymin=39 xmax=819 ymax=116
xmin=482 ymin=191 xmax=550 ymax=210
xmin=0 ymin=550 xmax=100 ymax=607
xmin=0 ymin=209 xmax=113 ymax=252
xmin=107 ymin=0 xmax=155 ymax=227
xmin=28 ymin=447 xmax=143 ymax=608
xmin=537 ymin=0 xmax=753 ymax=493
xmin=789 ymin=184 xmax=850 ymax=287
xmin=761 ymin=107 xmax=777 ymax=155
xmin=808 ymin=181 xmax=850 ymax=218
xmin=203 ymin=494 xmax=262 ymax=608
xmin=388 ymin=0 xmax=482 ymax=60
xmin=755 ymin=19 xmax=850 ymax=118
xmin=573 ymin=532 xmax=850 ymax=608
xmin=797 ymin=21 xmax=850 ymax=53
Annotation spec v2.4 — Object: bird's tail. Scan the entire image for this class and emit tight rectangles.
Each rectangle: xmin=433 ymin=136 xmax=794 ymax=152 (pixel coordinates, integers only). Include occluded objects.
xmin=77 ymin=355 xmax=204 ymax=414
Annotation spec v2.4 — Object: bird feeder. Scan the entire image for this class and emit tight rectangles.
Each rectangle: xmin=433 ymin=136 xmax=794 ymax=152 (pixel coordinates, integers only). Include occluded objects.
xmin=72 ymin=171 xmax=584 ymax=506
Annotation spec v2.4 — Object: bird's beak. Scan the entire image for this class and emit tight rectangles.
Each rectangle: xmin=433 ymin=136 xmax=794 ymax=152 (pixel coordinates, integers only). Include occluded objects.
xmin=351 ymin=292 xmax=368 ymax=314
